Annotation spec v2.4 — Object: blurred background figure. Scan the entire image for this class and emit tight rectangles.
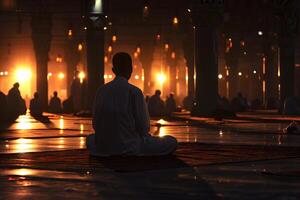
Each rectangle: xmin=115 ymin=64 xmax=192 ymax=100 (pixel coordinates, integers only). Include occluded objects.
xmin=166 ymin=93 xmax=177 ymax=116
xmin=7 ymin=82 xmax=26 ymax=121
xmin=49 ymin=91 xmax=62 ymax=114
xmin=30 ymin=92 xmax=43 ymax=117
xmin=148 ymin=90 xmax=165 ymax=117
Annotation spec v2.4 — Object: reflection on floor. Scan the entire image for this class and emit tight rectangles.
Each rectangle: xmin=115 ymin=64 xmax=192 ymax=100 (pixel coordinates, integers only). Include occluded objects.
xmin=0 ymin=113 xmax=300 ymax=199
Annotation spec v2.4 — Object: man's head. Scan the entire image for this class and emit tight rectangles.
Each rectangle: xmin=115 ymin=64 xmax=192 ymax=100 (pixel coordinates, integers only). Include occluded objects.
xmin=13 ymin=82 xmax=19 ymax=89
xmin=112 ymin=52 xmax=133 ymax=80
xmin=155 ymin=90 xmax=161 ymax=96
xmin=34 ymin=92 xmax=39 ymax=99
xmin=53 ymin=91 xmax=58 ymax=97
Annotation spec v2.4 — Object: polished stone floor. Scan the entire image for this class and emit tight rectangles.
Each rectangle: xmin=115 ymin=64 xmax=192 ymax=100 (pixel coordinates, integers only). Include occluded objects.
xmin=0 ymin=112 xmax=300 ymax=199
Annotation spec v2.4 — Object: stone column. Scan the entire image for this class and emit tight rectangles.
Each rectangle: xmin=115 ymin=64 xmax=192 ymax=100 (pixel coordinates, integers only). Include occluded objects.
xmin=65 ymin=35 xmax=80 ymax=97
xmin=272 ymin=0 xmax=298 ymax=112
xmin=31 ymin=13 xmax=52 ymax=110
xmin=279 ymin=36 xmax=295 ymax=106
xmin=225 ymin=39 xmax=239 ymax=100
xmin=140 ymin=44 xmax=154 ymax=95
xmin=263 ymin=34 xmax=278 ymax=108
xmin=191 ymin=2 xmax=223 ymax=117
xmin=86 ymin=18 xmax=105 ymax=109
xmin=183 ymin=33 xmax=195 ymax=98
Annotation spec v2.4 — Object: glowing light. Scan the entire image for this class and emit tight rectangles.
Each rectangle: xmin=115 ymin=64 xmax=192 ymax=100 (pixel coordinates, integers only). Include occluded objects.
xmin=258 ymin=31 xmax=263 ymax=36
xmin=104 ymin=56 xmax=108 ymax=63
xmin=187 ymin=8 xmax=191 ymax=13
xmin=78 ymin=72 xmax=85 ymax=83
xmin=56 ymin=56 xmax=63 ymax=63
xmin=243 ymin=51 xmax=247 ymax=55
xmin=84 ymin=26 xmax=87 ymax=30
xmin=16 ymin=115 xmax=32 ymax=130
xmin=157 ymin=73 xmax=166 ymax=83
xmin=68 ymin=29 xmax=72 ymax=37
xmin=80 ymin=124 xmax=84 ymax=134
xmin=238 ymin=72 xmax=242 ymax=76
xmin=108 ymin=75 xmax=113 ymax=79
xmin=108 ymin=45 xmax=112 ymax=53
xmin=240 ymin=41 xmax=245 ymax=46
xmin=218 ymin=74 xmax=223 ymax=79
xmin=15 ymin=138 xmax=35 ymax=153
xmin=59 ymin=116 xmax=64 ymax=134
xmin=134 ymin=75 xmax=139 ymax=80
xmin=112 ymin=35 xmax=117 ymax=42
xmin=14 ymin=168 xmax=32 ymax=176
xmin=47 ymin=72 xmax=52 ymax=80
xmin=0 ymin=72 xmax=3 ymax=76
xmin=173 ymin=16 xmax=179 ymax=25
xmin=58 ymin=72 xmax=65 ymax=79
xmin=134 ymin=52 xmax=139 ymax=58
xmin=253 ymin=70 xmax=257 ymax=74
xmin=104 ymin=74 xmax=108 ymax=79
xmin=157 ymin=119 xmax=167 ymax=125
xmin=136 ymin=47 xmax=141 ymax=54
xmin=164 ymin=43 xmax=169 ymax=51
xmin=171 ymin=51 xmax=176 ymax=59
xmin=156 ymin=34 xmax=161 ymax=40
xmin=78 ymin=43 xmax=83 ymax=51
xmin=16 ymin=68 xmax=31 ymax=82
xmin=4 ymin=71 xmax=8 ymax=75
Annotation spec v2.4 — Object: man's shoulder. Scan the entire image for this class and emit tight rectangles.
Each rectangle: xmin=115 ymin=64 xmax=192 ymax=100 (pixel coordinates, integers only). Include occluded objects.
xmin=128 ymin=83 xmax=143 ymax=95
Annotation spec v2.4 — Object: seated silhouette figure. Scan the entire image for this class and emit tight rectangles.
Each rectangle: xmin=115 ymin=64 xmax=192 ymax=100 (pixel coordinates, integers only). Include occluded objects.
xmin=86 ymin=52 xmax=177 ymax=156
xmin=49 ymin=91 xmax=62 ymax=114
xmin=30 ymin=92 xmax=50 ymax=123
xmin=148 ymin=90 xmax=166 ymax=117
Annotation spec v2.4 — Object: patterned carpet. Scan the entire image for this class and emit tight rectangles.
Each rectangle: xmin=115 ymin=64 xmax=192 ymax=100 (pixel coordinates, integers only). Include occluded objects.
xmin=0 ymin=143 xmax=299 ymax=172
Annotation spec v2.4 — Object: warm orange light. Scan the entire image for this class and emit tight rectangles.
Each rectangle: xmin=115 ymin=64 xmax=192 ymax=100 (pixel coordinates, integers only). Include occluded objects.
xmin=78 ymin=72 xmax=85 ymax=83
xmin=171 ymin=51 xmax=176 ymax=59
xmin=104 ymin=56 xmax=108 ymax=63
xmin=47 ymin=72 xmax=52 ymax=80
xmin=218 ymin=74 xmax=223 ymax=79
xmin=164 ymin=43 xmax=169 ymax=51
xmin=68 ymin=29 xmax=73 ymax=37
xmin=58 ymin=72 xmax=65 ymax=79
xmin=56 ymin=56 xmax=63 ymax=63
xmin=134 ymin=75 xmax=139 ymax=80
xmin=78 ymin=43 xmax=83 ymax=51
xmin=104 ymin=74 xmax=108 ymax=79
xmin=238 ymin=72 xmax=242 ymax=76
xmin=136 ymin=47 xmax=141 ymax=54
xmin=134 ymin=52 xmax=138 ymax=58
xmin=16 ymin=68 xmax=31 ymax=82
xmin=112 ymin=35 xmax=117 ymax=42
xmin=156 ymin=34 xmax=161 ymax=40
xmin=108 ymin=45 xmax=112 ymax=53
xmin=173 ymin=17 xmax=179 ymax=25
xmin=157 ymin=73 xmax=166 ymax=83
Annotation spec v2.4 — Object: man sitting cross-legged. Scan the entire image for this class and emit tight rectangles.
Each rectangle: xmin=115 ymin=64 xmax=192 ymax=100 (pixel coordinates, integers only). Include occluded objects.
xmin=86 ymin=52 xmax=177 ymax=156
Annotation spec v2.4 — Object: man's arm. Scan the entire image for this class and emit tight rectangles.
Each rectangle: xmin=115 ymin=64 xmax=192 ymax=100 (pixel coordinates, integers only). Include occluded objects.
xmin=134 ymin=89 xmax=151 ymax=137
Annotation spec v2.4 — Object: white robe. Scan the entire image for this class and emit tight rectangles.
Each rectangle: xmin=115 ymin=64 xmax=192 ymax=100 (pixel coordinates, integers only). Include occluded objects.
xmin=87 ymin=76 xmax=177 ymax=156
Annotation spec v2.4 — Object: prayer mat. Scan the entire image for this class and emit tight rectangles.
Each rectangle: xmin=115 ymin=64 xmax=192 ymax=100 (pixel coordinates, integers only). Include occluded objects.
xmin=0 ymin=143 xmax=299 ymax=172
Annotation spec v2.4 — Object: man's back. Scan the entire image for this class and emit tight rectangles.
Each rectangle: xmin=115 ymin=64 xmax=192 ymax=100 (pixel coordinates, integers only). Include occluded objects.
xmin=93 ymin=76 xmax=149 ymax=155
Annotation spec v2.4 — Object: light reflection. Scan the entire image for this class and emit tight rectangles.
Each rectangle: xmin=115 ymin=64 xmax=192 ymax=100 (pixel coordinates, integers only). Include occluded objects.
xmin=59 ymin=116 xmax=64 ymax=134
xmin=16 ymin=115 xmax=32 ymax=130
xmin=158 ymin=127 xmax=167 ymax=137
xmin=15 ymin=138 xmax=35 ymax=153
xmin=157 ymin=119 xmax=167 ymax=125
xmin=80 ymin=124 xmax=84 ymax=134
xmin=13 ymin=168 xmax=33 ymax=176
xmin=80 ymin=136 xmax=85 ymax=148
